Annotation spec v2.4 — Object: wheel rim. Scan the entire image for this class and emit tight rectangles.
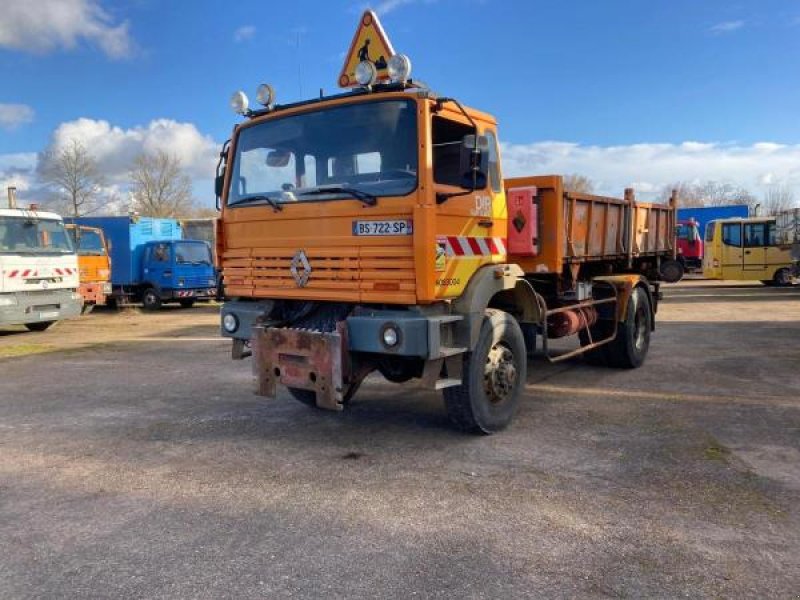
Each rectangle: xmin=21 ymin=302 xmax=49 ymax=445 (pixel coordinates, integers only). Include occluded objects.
xmin=145 ymin=292 xmax=156 ymax=306
xmin=777 ymin=270 xmax=790 ymax=285
xmin=484 ymin=343 xmax=517 ymax=404
xmin=633 ymin=303 xmax=647 ymax=352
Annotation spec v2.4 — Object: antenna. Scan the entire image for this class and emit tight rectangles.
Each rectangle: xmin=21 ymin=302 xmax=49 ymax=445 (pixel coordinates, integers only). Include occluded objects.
xmin=296 ymin=30 xmax=303 ymax=99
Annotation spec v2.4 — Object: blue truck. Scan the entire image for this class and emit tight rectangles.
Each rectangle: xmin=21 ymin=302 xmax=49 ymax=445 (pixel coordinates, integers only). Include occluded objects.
xmin=677 ymin=205 xmax=749 ymax=240
xmin=69 ymin=216 xmax=217 ymax=310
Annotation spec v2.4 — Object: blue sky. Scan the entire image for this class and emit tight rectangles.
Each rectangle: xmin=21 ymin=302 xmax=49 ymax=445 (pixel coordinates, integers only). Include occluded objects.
xmin=1 ymin=0 xmax=799 ymax=204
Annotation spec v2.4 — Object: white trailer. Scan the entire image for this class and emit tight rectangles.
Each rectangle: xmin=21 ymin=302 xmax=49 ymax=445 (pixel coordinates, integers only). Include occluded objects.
xmin=0 ymin=189 xmax=82 ymax=331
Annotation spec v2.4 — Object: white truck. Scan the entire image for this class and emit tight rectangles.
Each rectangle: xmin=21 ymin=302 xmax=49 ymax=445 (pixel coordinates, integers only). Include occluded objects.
xmin=1 ymin=189 xmax=83 ymax=331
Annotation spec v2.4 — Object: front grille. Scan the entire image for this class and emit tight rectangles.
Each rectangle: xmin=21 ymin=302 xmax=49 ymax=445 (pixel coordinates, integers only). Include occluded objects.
xmin=223 ymin=246 xmax=416 ymax=303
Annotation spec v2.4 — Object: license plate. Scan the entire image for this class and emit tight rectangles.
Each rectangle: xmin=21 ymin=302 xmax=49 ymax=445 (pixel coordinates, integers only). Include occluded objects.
xmin=39 ymin=311 xmax=59 ymax=319
xmin=352 ymin=219 xmax=413 ymax=236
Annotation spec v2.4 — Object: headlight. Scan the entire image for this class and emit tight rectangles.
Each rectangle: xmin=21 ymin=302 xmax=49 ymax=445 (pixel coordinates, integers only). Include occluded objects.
xmin=102 ymin=282 xmax=112 ymax=294
xmin=355 ymin=60 xmax=378 ymax=86
xmin=381 ymin=325 xmax=399 ymax=348
xmin=255 ymin=83 xmax=275 ymax=106
xmin=208 ymin=278 xmax=216 ymax=286
xmin=178 ymin=278 xmax=185 ymax=287
xmin=387 ymin=54 xmax=412 ymax=83
xmin=230 ymin=90 xmax=249 ymax=115
xmin=0 ymin=295 xmax=18 ymax=307
xmin=222 ymin=313 xmax=238 ymax=333
xmin=98 ymin=269 xmax=110 ymax=278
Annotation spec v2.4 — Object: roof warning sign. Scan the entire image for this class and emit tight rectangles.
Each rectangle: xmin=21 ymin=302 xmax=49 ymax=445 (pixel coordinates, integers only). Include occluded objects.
xmin=338 ymin=10 xmax=396 ymax=87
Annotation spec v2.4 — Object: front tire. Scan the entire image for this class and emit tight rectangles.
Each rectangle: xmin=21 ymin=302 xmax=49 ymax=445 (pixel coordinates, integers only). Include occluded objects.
xmin=142 ymin=288 xmax=162 ymax=311
xmin=25 ymin=321 xmax=54 ymax=332
xmin=443 ymin=309 xmax=526 ymax=434
xmin=773 ymin=268 xmax=792 ymax=287
xmin=605 ymin=286 xmax=651 ymax=368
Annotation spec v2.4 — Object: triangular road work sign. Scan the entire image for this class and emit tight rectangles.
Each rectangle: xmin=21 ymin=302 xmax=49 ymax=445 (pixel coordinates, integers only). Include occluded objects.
xmin=338 ymin=10 xmax=396 ymax=87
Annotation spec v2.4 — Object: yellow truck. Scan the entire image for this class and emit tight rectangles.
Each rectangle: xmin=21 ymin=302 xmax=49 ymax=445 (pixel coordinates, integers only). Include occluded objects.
xmin=216 ymin=11 xmax=675 ymax=433
xmin=65 ymin=223 xmax=112 ymax=311
xmin=703 ymin=217 xmax=794 ymax=286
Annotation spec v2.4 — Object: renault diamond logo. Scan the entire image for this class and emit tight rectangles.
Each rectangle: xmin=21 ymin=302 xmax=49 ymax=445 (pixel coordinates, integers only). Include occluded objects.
xmin=290 ymin=249 xmax=312 ymax=287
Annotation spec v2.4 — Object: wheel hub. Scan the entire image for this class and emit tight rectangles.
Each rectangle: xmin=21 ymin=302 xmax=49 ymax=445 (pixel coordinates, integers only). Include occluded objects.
xmin=484 ymin=344 xmax=516 ymax=403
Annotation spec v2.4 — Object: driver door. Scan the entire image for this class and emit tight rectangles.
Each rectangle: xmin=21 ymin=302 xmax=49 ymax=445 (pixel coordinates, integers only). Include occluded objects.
xmin=720 ymin=222 xmax=743 ymax=279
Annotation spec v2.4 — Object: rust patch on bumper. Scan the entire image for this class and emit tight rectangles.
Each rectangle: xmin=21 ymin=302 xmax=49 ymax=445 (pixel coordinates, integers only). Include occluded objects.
xmin=252 ymin=325 xmax=346 ymax=411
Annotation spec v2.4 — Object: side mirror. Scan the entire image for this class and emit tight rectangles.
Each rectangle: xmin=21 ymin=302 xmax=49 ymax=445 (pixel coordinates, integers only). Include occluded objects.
xmin=266 ymin=149 xmax=291 ymax=168
xmin=460 ymin=134 xmax=490 ymax=190
xmin=215 ymin=173 xmax=225 ymax=199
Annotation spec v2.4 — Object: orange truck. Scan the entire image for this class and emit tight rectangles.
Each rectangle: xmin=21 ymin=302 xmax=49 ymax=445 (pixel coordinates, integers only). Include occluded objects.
xmin=216 ymin=11 xmax=676 ymax=433
xmin=65 ymin=224 xmax=111 ymax=312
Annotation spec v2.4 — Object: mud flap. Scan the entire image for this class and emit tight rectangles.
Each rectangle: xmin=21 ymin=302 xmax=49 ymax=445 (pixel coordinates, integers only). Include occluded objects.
xmin=252 ymin=324 xmax=347 ymax=411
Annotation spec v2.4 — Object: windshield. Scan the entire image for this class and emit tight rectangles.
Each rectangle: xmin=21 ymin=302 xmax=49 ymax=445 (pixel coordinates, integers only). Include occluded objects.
xmin=175 ymin=242 xmax=211 ymax=265
xmin=228 ymin=99 xmax=418 ymax=206
xmin=68 ymin=228 xmax=106 ymax=255
xmin=0 ymin=216 xmax=74 ymax=255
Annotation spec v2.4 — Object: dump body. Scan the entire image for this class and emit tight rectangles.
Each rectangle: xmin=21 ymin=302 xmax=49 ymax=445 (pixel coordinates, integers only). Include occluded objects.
xmin=65 ymin=224 xmax=112 ymax=307
xmin=70 ymin=216 xmax=216 ymax=306
xmin=504 ymin=175 xmax=675 ymax=278
xmin=0 ymin=208 xmax=82 ymax=328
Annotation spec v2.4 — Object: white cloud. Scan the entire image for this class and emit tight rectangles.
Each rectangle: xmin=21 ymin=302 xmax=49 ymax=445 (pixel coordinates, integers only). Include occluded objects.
xmin=234 ymin=25 xmax=256 ymax=43
xmin=356 ymin=0 xmax=438 ymax=16
xmin=0 ymin=0 xmax=133 ymax=58
xmin=501 ymin=140 xmax=800 ymax=200
xmin=39 ymin=117 xmax=219 ymax=183
xmin=0 ymin=103 xmax=34 ymax=130
xmin=709 ymin=20 xmax=745 ymax=34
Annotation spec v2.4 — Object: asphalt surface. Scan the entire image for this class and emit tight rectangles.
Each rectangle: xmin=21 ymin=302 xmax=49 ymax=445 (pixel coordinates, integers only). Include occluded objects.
xmin=1 ymin=281 xmax=799 ymax=598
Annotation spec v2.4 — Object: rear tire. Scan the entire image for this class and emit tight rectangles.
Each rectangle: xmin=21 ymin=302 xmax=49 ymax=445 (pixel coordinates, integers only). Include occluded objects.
xmin=443 ymin=309 xmax=526 ymax=434
xmin=25 ymin=321 xmax=54 ymax=332
xmin=659 ymin=259 xmax=684 ymax=283
xmin=773 ymin=268 xmax=792 ymax=287
xmin=605 ymin=287 xmax=651 ymax=369
xmin=142 ymin=288 xmax=162 ymax=311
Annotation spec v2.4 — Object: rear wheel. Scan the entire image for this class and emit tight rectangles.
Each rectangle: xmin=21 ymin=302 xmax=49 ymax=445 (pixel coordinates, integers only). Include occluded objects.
xmin=605 ymin=287 xmax=651 ymax=368
xmin=443 ymin=309 xmax=526 ymax=434
xmin=142 ymin=288 xmax=161 ymax=311
xmin=773 ymin=268 xmax=792 ymax=287
xmin=659 ymin=259 xmax=684 ymax=283
xmin=25 ymin=321 xmax=54 ymax=332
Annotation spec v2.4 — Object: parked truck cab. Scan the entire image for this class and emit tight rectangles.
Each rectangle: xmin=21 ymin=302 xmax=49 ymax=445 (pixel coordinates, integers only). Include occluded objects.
xmin=0 ymin=203 xmax=83 ymax=331
xmin=65 ymin=223 xmax=112 ymax=311
xmin=703 ymin=217 xmax=795 ymax=286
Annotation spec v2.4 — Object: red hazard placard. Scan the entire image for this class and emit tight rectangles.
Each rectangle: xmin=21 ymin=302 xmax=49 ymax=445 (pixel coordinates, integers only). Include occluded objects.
xmin=338 ymin=10 xmax=396 ymax=87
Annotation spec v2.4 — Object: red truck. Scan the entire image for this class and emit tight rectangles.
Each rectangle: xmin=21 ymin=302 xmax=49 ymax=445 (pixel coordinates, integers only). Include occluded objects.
xmin=659 ymin=218 xmax=701 ymax=283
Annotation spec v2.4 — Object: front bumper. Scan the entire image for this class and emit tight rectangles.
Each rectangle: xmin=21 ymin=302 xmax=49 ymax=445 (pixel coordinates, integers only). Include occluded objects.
xmin=79 ymin=281 xmax=111 ymax=306
xmin=167 ymin=288 xmax=217 ymax=300
xmin=0 ymin=289 xmax=83 ymax=326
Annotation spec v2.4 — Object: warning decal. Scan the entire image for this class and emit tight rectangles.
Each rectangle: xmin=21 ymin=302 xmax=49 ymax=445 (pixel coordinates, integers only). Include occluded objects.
xmin=338 ymin=10 xmax=396 ymax=87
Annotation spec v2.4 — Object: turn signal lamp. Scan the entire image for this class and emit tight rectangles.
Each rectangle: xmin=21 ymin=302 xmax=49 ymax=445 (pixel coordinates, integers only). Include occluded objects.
xmin=387 ymin=54 xmax=412 ymax=83
xmin=230 ymin=90 xmax=249 ymax=115
xmin=355 ymin=60 xmax=378 ymax=86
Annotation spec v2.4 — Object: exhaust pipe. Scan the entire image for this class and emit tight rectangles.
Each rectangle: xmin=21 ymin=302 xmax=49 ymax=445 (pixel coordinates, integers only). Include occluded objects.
xmin=7 ymin=186 xmax=17 ymax=209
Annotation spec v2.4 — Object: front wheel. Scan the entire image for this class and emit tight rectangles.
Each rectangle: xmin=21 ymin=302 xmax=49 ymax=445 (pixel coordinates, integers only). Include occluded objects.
xmin=25 ymin=321 xmax=55 ymax=332
xmin=141 ymin=288 xmax=162 ymax=311
xmin=443 ymin=309 xmax=526 ymax=434
xmin=605 ymin=286 xmax=652 ymax=368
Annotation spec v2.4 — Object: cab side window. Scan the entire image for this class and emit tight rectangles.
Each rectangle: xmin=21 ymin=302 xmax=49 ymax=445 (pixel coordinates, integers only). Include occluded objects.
xmin=722 ymin=223 xmax=741 ymax=247
xmin=153 ymin=243 xmax=171 ymax=262
xmin=432 ymin=116 xmax=473 ymax=187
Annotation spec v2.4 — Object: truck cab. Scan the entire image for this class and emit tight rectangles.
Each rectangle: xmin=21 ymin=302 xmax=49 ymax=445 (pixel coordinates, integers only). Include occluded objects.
xmin=65 ymin=224 xmax=112 ymax=311
xmin=676 ymin=219 xmax=702 ymax=270
xmin=139 ymin=239 xmax=216 ymax=309
xmin=0 ymin=205 xmax=83 ymax=331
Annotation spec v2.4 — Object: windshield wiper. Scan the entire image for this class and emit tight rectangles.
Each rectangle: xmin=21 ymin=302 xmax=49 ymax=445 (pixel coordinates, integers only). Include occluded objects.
xmin=299 ymin=185 xmax=377 ymax=207
xmin=228 ymin=194 xmax=283 ymax=212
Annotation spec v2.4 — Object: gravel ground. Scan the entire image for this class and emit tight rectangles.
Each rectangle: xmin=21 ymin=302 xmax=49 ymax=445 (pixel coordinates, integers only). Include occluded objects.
xmin=0 ymin=281 xmax=798 ymax=599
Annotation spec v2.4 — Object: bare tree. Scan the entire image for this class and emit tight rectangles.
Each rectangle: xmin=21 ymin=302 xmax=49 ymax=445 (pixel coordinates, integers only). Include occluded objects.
xmin=661 ymin=180 xmax=757 ymax=209
xmin=761 ymin=185 xmax=796 ymax=216
xmin=563 ymin=174 xmax=594 ymax=194
xmin=38 ymin=139 xmax=106 ymax=216
xmin=130 ymin=150 xmax=194 ymax=217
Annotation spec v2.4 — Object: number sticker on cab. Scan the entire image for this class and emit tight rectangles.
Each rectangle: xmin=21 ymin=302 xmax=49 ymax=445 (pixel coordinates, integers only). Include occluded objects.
xmin=352 ymin=219 xmax=413 ymax=236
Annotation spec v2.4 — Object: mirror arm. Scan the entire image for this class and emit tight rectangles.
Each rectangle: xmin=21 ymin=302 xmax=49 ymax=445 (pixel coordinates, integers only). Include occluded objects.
xmin=215 ymin=139 xmax=231 ymax=211
xmin=435 ymin=97 xmax=478 ymax=135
